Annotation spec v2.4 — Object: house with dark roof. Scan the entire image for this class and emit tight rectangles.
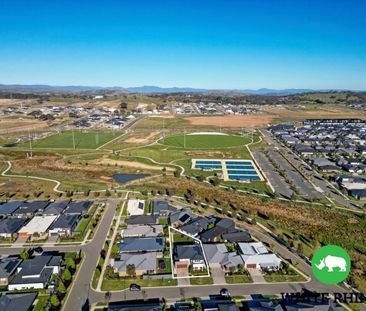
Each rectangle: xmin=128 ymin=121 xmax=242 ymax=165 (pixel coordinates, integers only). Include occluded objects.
xmin=64 ymin=201 xmax=93 ymax=215
xmin=43 ymin=200 xmax=70 ymax=215
xmin=0 ymin=201 xmax=22 ymax=216
xmin=169 ymin=209 xmax=194 ymax=227
xmin=118 ymin=237 xmax=164 ymax=254
xmin=48 ymin=214 xmax=80 ymax=236
xmin=0 ymin=292 xmax=38 ymax=311
xmin=222 ymin=230 xmax=252 ymax=243
xmin=179 ymin=217 xmax=211 ymax=237
xmin=0 ymin=257 xmax=21 ymax=286
xmin=112 ymin=252 xmax=158 ymax=276
xmin=174 ymin=244 xmax=206 ymax=271
xmin=8 ymin=255 xmax=62 ymax=290
xmin=151 ymin=199 xmax=177 ymax=216
xmin=199 ymin=218 xmax=236 ymax=242
xmin=0 ymin=218 xmax=28 ymax=239
xmin=12 ymin=201 xmax=49 ymax=217
xmin=126 ymin=215 xmax=158 ymax=225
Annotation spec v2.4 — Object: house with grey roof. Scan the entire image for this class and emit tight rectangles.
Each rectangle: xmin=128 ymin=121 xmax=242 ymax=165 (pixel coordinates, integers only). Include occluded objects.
xmin=48 ymin=214 xmax=80 ymax=236
xmin=169 ymin=209 xmax=194 ymax=227
xmin=112 ymin=252 xmax=158 ymax=276
xmin=43 ymin=200 xmax=70 ymax=215
xmin=118 ymin=237 xmax=164 ymax=254
xmin=238 ymin=242 xmax=282 ymax=270
xmin=174 ymin=244 xmax=206 ymax=271
xmin=126 ymin=215 xmax=159 ymax=225
xmin=122 ymin=224 xmax=164 ymax=238
xmin=0 ymin=257 xmax=21 ymax=286
xmin=179 ymin=217 xmax=211 ymax=237
xmin=152 ymin=199 xmax=177 ymax=216
xmin=0 ymin=201 xmax=22 ymax=216
xmin=12 ymin=201 xmax=49 ymax=217
xmin=0 ymin=218 xmax=28 ymax=239
xmin=64 ymin=201 xmax=93 ymax=215
xmin=0 ymin=292 xmax=37 ymax=311
xmin=199 ymin=218 xmax=236 ymax=242
xmin=222 ymin=230 xmax=252 ymax=243
xmin=8 ymin=255 xmax=62 ymax=291
xmin=203 ymin=243 xmax=243 ymax=271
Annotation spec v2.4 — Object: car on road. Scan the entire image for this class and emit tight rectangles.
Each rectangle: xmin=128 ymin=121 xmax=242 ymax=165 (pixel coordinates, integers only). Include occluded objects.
xmin=129 ymin=284 xmax=141 ymax=291
xmin=220 ymin=288 xmax=230 ymax=297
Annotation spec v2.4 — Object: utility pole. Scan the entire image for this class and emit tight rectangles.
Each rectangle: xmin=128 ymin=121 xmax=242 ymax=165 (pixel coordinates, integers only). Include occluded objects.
xmin=72 ymin=128 xmax=76 ymax=150
xmin=183 ymin=128 xmax=186 ymax=149
xmin=28 ymin=129 xmax=32 ymax=158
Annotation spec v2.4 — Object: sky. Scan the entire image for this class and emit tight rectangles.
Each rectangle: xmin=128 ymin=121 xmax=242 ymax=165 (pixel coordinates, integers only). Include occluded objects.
xmin=1 ymin=0 xmax=366 ymax=90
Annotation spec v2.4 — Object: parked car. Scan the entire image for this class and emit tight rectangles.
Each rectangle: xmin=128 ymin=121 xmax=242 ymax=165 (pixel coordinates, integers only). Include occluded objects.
xmin=220 ymin=288 xmax=230 ymax=297
xmin=129 ymin=284 xmax=141 ymax=291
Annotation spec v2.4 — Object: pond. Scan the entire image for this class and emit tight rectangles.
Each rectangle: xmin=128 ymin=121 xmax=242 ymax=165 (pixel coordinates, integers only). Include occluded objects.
xmin=112 ymin=173 xmax=148 ymax=184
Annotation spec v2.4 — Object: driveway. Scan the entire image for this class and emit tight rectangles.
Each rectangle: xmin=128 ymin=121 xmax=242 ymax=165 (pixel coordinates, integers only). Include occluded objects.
xmin=210 ymin=264 xmax=226 ymax=284
xmin=247 ymin=268 xmax=266 ymax=283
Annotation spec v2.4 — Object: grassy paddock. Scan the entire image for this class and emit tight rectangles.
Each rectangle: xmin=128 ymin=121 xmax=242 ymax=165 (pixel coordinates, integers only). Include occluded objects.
xmin=160 ymin=134 xmax=251 ymax=149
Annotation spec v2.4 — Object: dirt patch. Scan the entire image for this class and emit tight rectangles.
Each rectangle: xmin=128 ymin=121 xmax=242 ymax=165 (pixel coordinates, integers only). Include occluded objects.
xmin=185 ymin=151 xmax=238 ymax=158
xmin=149 ymin=115 xmax=175 ymax=119
xmin=124 ymin=132 xmax=160 ymax=144
xmin=0 ymin=118 xmax=55 ymax=134
xmin=93 ymin=157 xmax=174 ymax=171
xmin=186 ymin=115 xmax=273 ymax=128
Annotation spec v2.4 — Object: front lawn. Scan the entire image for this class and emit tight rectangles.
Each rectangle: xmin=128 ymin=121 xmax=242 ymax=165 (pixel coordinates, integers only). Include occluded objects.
xmin=190 ymin=277 xmax=214 ymax=285
xmin=225 ymin=274 xmax=253 ymax=284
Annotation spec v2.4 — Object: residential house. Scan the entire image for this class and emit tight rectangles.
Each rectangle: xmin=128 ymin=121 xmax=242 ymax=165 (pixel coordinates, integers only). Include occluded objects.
xmin=222 ymin=230 xmax=252 ymax=243
xmin=12 ymin=201 xmax=49 ymax=217
xmin=48 ymin=214 xmax=80 ymax=236
xmin=18 ymin=215 xmax=58 ymax=239
xmin=112 ymin=252 xmax=158 ymax=276
xmin=122 ymin=224 xmax=164 ymax=238
xmin=169 ymin=210 xmax=195 ymax=227
xmin=43 ymin=200 xmax=69 ymax=215
xmin=238 ymin=242 xmax=282 ymax=270
xmin=127 ymin=199 xmax=145 ymax=216
xmin=64 ymin=201 xmax=93 ymax=215
xmin=126 ymin=215 xmax=158 ymax=225
xmin=118 ymin=237 xmax=164 ymax=254
xmin=174 ymin=244 xmax=206 ymax=271
xmin=199 ymin=218 xmax=236 ymax=242
xmin=0 ymin=201 xmax=22 ymax=216
xmin=203 ymin=243 xmax=243 ymax=271
xmin=0 ymin=257 xmax=21 ymax=286
xmin=152 ymin=199 xmax=177 ymax=216
xmin=0 ymin=218 xmax=28 ymax=239
xmin=8 ymin=255 xmax=62 ymax=290
xmin=179 ymin=217 xmax=212 ymax=237
xmin=0 ymin=293 xmax=38 ymax=311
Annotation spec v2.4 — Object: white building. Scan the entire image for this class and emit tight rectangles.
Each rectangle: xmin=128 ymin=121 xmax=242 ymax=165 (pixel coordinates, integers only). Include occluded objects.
xmin=238 ymin=242 xmax=282 ymax=270
xmin=18 ymin=215 xmax=58 ymax=238
xmin=127 ymin=199 xmax=145 ymax=216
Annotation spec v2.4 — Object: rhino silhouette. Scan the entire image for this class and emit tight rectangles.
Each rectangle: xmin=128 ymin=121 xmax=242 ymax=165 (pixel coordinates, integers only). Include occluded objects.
xmin=315 ymin=255 xmax=347 ymax=272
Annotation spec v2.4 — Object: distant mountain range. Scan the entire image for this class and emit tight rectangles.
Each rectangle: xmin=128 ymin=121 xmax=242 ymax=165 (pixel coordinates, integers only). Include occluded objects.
xmin=0 ymin=83 xmax=355 ymax=95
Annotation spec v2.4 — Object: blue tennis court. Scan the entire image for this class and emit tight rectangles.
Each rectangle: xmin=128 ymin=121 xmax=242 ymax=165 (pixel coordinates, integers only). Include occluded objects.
xmin=194 ymin=160 xmax=222 ymax=170
xmin=226 ymin=165 xmax=254 ymax=169
xmin=227 ymin=169 xmax=258 ymax=175
xmin=226 ymin=161 xmax=252 ymax=165
xmin=229 ymin=175 xmax=261 ymax=181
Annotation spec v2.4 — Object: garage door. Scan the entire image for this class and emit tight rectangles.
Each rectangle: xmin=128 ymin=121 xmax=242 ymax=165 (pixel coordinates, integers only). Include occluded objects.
xmin=246 ymin=264 xmax=257 ymax=269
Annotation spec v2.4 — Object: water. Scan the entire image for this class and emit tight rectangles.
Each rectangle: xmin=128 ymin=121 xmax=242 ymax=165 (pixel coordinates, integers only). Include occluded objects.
xmin=112 ymin=173 xmax=148 ymax=184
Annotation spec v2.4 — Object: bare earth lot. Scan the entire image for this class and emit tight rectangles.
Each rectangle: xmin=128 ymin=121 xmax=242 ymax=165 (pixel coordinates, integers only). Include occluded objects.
xmin=0 ymin=118 xmax=56 ymax=134
xmin=186 ymin=115 xmax=273 ymax=128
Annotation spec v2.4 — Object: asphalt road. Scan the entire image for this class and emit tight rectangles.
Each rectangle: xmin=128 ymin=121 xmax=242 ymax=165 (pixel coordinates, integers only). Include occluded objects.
xmin=261 ymin=129 xmax=361 ymax=209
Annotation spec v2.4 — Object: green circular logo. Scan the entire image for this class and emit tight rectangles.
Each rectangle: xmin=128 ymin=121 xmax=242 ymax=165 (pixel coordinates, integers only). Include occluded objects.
xmin=312 ymin=245 xmax=350 ymax=284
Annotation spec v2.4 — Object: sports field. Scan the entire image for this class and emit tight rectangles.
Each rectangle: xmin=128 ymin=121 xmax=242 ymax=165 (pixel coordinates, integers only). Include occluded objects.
xmin=159 ymin=134 xmax=251 ymax=149
xmin=18 ymin=131 xmax=120 ymax=149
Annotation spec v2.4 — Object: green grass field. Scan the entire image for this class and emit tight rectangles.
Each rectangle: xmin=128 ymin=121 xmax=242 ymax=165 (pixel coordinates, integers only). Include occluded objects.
xmin=18 ymin=131 xmax=120 ymax=149
xmin=160 ymin=134 xmax=251 ymax=149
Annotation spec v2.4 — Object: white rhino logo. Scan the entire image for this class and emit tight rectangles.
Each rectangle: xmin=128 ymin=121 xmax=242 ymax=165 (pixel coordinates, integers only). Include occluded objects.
xmin=315 ymin=255 xmax=347 ymax=272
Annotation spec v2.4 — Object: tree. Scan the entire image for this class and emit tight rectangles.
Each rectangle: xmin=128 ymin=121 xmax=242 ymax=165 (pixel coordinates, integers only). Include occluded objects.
xmin=126 ymin=264 xmax=136 ymax=277
xmin=62 ymin=268 xmax=72 ymax=282
xmin=50 ymin=294 xmax=60 ymax=308
xmin=58 ymin=280 xmax=66 ymax=294
xmin=66 ymin=258 xmax=76 ymax=271
xmin=112 ymin=244 xmax=119 ymax=256
xmin=20 ymin=249 xmax=29 ymax=260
